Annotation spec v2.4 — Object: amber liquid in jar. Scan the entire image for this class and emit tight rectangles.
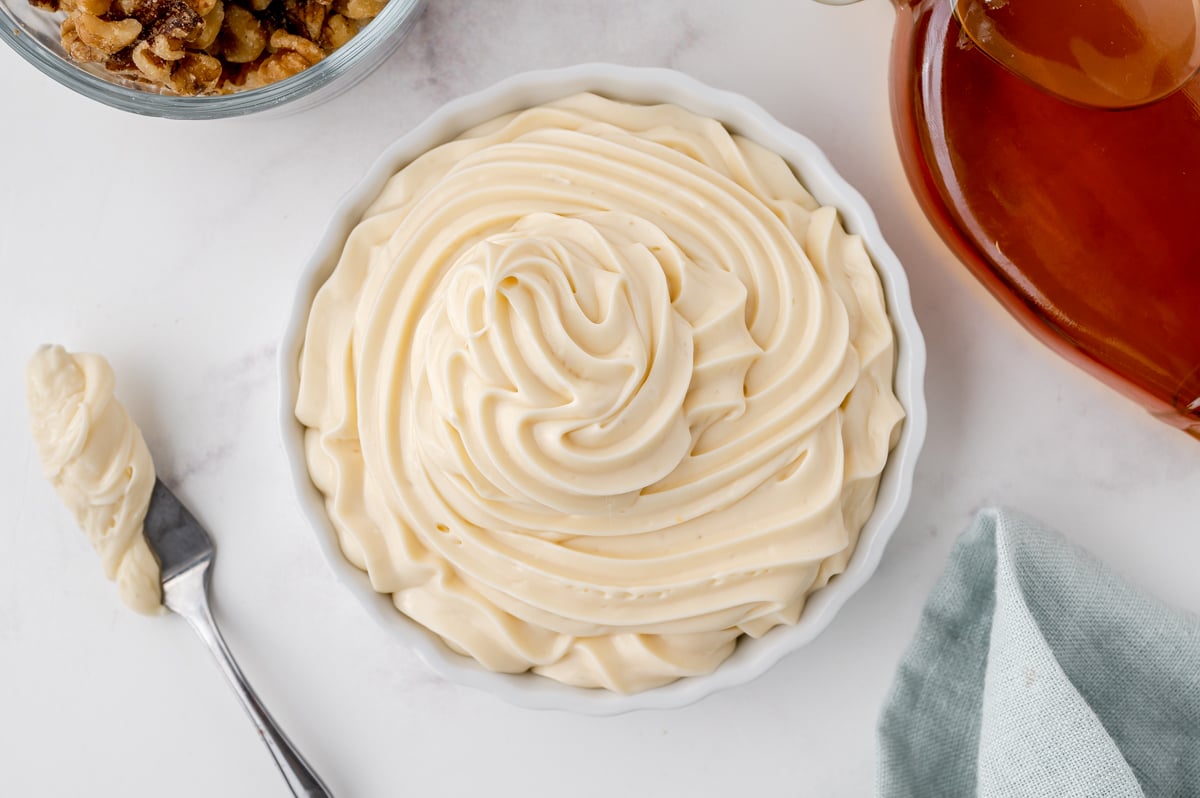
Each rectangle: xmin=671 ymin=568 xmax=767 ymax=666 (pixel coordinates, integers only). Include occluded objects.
xmin=954 ymin=0 xmax=1200 ymax=109
xmin=891 ymin=0 xmax=1200 ymax=437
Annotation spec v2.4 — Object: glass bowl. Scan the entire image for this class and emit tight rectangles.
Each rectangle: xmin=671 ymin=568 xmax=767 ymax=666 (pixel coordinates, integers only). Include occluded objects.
xmin=279 ymin=64 xmax=928 ymax=715
xmin=0 ymin=0 xmax=424 ymax=118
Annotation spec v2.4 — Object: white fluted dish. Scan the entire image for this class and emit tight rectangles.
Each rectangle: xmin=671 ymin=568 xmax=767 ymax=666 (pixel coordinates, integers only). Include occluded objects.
xmin=279 ymin=64 xmax=927 ymax=715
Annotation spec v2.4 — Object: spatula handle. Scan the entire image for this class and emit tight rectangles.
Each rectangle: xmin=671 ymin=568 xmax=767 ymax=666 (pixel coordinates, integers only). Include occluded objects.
xmin=169 ymin=564 xmax=333 ymax=798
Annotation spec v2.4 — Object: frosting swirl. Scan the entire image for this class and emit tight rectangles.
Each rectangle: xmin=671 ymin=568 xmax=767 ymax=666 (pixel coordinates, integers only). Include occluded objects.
xmin=296 ymin=94 xmax=904 ymax=692
xmin=27 ymin=345 xmax=161 ymax=615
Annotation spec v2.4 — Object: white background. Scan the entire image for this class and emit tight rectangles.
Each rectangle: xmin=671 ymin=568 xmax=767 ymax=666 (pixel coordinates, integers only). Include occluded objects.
xmin=3 ymin=1 xmax=1199 ymax=796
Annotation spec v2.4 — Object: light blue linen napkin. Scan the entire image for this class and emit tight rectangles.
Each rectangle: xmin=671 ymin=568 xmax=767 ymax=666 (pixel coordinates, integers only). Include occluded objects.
xmin=877 ymin=508 xmax=1200 ymax=797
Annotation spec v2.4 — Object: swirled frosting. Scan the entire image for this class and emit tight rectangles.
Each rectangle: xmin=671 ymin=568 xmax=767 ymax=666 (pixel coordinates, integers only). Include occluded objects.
xmin=296 ymin=93 xmax=904 ymax=692
xmin=27 ymin=345 xmax=161 ymax=615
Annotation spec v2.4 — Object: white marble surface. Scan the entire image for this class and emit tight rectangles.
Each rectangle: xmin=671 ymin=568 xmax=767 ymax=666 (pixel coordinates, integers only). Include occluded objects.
xmin=2 ymin=1 xmax=1199 ymax=795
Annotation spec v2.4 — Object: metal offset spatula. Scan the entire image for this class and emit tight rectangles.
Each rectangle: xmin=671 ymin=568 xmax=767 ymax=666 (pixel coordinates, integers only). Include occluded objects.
xmin=142 ymin=479 xmax=333 ymax=798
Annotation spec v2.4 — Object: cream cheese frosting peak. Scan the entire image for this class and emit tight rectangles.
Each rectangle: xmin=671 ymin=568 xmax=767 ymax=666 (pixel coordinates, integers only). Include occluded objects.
xmin=27 ymin=345 xmax=161 ymax=615
xmin=296 ymin=93 xmax=905 ymax=692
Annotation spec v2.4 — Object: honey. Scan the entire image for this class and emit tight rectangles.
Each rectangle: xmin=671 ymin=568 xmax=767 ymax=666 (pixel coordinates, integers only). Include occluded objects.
xmin=891 ymin=0 xmax=1200 ymax=437
xmin=954 ymin=0 xmax=1200 ymax=109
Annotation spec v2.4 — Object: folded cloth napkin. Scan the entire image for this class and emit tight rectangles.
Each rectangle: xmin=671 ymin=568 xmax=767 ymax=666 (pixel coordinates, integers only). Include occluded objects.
xmin=877 ymin=508 xmax=1200 ymax=797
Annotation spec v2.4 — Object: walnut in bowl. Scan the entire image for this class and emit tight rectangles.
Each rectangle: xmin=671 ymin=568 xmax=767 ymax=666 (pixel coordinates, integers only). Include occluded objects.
xmin=0 ymin=0 xmax=422 ymax=116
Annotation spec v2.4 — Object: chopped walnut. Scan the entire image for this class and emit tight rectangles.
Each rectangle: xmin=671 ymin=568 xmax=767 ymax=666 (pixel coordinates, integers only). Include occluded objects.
xmin=60 ymin=16 xmax=105 ymax=61
xmin=187 ymin=1 xmax=223 ymax=50
xmin=169 ymin=51 xmax=222 ymax=93
xmin=148 ymin=33 xmax=187 ymax=60
xmin=131 ymin=38 xmax=172 ymax=82
xmin=269 ymin=28 xmax=322 ymax=64
xmin=217 ymin=4 xmax=266 ymax=63
xmin=285 ymin=0 xmax=325 ymax=41
xmin=102 ymin=49 xmax=144 ymax=79
xmin=333 ymin=0 xmax=381 ymax=20
xmin=76 ymin=0 xmax=110 ymax=15
xmin=75 ymin=13 xmax=142 ymax=54
xmin=137 ymin=0 xmax=203 ymax=42
xmin=36 ymin=0 xmax=389 ymax=94
xmin=319 ymin=12 xmax=354 ymax=51
xmin=256 ymin=49 xmax=308 ymax=81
